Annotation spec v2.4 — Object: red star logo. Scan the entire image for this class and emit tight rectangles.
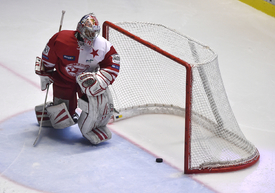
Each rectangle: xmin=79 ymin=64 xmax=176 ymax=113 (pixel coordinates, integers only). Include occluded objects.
xmin=90 ymin=49 xmax=99 ymax=58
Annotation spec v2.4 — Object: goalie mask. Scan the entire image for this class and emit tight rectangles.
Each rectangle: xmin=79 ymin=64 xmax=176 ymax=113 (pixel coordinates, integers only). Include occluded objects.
xmin=77 ymin=13 xmax=100 ymax=46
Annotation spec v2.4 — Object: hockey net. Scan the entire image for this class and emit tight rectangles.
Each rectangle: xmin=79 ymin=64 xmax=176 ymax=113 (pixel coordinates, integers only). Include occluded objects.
xmin=102 ymin=21 xmax=260 ymax=174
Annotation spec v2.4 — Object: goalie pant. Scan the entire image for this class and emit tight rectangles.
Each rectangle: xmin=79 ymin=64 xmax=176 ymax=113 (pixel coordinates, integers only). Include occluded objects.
xmin=77 ymin=87 xmax=114 ymax=144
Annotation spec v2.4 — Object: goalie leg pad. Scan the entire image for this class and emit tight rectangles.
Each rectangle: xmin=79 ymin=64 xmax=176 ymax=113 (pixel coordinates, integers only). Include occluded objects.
xmin=35 ymin=102 xmax=53 ymax=127
xmin=46 ymin=102 xmax=75 ymax=129
xmin=77 ymin=88 xmax=114 ymax=144
xmin=87 ymin=126 xmax=112 ymax=144
xmin=78 ymin=112 xmax=112 ymax=144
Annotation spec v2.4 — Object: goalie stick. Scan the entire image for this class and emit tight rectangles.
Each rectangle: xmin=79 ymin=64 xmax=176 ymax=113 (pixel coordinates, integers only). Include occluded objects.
xmin=33 ymin=10 xmax=66 ymax=147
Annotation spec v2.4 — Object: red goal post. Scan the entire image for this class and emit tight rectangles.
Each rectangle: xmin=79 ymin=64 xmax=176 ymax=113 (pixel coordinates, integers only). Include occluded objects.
xmin=102 ymin=21 xmax=260 ymax=174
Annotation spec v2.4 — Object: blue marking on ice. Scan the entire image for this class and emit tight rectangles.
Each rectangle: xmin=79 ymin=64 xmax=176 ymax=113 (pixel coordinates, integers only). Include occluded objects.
xmin=0 ymin=110 xmax=214 ymax=193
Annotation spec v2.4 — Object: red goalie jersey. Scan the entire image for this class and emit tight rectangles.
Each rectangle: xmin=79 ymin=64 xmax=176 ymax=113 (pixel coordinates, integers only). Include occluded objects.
xmin=41 ymin=30 xmax=120 ymax=115
xmin=42 ymin=30 xmax=120 ymax=83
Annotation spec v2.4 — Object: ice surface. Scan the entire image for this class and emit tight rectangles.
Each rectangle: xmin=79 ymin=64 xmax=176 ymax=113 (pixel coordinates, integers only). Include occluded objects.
xmin=0 ymin=0 xmax=275 ymax=192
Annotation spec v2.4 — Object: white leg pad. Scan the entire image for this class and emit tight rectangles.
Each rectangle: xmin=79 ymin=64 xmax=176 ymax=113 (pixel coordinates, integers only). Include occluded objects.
xmin=35 ymin=102 xmax=53 ymax=127
xmin=78 ymin=88 xmax=114 ymax=144
xmin=46 ymin=102 xmax=75 ymax=129
xmin=88 ymin=126 xmax=112 ymax=144
xmin=79 ymin=112 xmax=112 ymax=144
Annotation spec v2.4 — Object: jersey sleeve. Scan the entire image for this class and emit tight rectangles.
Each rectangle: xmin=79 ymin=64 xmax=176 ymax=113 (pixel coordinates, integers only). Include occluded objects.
xmin=98 ymin=45 xmax=120 ymax=85
xmin=41 ymin=32 xmax=59 ymax=72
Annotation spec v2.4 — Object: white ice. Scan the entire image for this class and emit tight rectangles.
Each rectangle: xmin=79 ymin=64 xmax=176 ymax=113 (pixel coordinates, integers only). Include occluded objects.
xmin=0 ymin=0 xmax=275 ymax=192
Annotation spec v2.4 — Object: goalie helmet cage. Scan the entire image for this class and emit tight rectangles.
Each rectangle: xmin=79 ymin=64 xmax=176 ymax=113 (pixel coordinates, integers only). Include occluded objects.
xmin=102 ymin=21 xmax=260 ymax=174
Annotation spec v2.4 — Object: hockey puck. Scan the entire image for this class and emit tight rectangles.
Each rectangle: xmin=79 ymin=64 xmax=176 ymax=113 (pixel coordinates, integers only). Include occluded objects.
xmin=156 ymin=158 xmax=163 ymax=163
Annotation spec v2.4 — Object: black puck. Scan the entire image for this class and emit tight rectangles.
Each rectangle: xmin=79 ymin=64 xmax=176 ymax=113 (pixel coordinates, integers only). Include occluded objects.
xmin=156 ymin=158 xmax=163 ymax=163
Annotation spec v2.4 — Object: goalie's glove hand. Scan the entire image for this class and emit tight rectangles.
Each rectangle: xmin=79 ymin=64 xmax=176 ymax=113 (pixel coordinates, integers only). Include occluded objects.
xmin=76 ymin=72 xmax=106 ymax=97
xmin=40 ymin=75 xmax=54 ymax=91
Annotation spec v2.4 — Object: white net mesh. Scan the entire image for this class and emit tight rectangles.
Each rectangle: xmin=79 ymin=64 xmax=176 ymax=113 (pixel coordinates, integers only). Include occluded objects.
xmin=105 ymin=22 xmax=259 ymax=173
xmin=191 ymin=61 xmax=258 ymax=170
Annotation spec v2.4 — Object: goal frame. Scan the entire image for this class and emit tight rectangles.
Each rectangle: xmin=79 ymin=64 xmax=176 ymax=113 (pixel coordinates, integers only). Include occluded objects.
xmin=102 ymin=21 xmax=260 ymax=174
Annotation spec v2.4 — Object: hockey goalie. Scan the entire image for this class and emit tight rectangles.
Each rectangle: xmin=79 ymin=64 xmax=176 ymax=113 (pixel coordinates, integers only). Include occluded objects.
xmin=35 ymin=13 xmax=120 ymax=145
